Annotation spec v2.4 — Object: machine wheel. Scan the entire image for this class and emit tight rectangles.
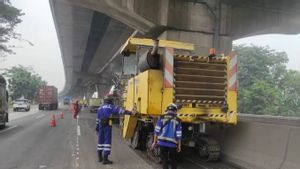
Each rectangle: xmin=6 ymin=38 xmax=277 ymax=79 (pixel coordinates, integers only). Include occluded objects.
xmin=197 ymin=137 xmax=221 ymax=162
xmin=5 ymin=113 xmax=8 ymax=122
xmin=131 ymin=128 xmax=140 ymax=149
xmin=146 ymin=133 xmax=161 ymax=163
xmin=0 ymin=121 xmax=6 ymax=129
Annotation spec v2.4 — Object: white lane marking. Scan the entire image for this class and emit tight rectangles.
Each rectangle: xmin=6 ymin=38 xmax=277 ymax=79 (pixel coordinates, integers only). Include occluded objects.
xmin=184 ymin=157 xmax=210 ymax=169
xmin=0 ymin=125 xmax=18 ymax=134
xmin=77 ymin=125 xmax=81 ymax=136
xmin=75 ymin=114 xmax=80 ymax=168
xmin=39 ymin=165 xmax=47 ymax=168
xmin=76 ymin=114 xmax=79 ymax=125
xmin=35 ymin=114 xmax=45 ymax=119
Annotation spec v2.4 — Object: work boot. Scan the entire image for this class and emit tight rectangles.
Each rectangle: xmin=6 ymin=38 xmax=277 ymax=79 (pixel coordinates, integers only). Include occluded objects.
xmin=98 ymin=151 xmax=103 ymax=162
xmin=103 ymin=156 xmax=113 ymax=165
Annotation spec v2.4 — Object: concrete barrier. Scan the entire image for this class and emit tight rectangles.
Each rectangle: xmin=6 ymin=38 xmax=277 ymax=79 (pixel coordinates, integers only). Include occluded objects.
xmin=208 ymin=114 xmax=300 ymax=169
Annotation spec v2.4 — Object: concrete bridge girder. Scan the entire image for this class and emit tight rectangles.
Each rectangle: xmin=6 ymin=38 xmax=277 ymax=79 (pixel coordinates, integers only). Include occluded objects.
xmin=67 ymin=0 xmax=300 ymax=54
xmin=52 ymin=0 xmax=300 ymax=97
xmin=65 ymin=0 xmax=155 ymax=34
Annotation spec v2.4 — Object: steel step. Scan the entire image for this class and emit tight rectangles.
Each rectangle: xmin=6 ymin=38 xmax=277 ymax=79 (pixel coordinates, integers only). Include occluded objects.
xmin=175 ymin=74 xmax=226 ymax=84
xmin=175 ymin=87 xmax=224 ymax=96
xmin=174 ymin=81 xmax=225 ymax=90
xmin=175 ymin=61 xmax=226 ymax=71
xmin=175 ymin=67 xmax=225 ymax=77
xmin=175 ymin=94 xmax=225 ymax=101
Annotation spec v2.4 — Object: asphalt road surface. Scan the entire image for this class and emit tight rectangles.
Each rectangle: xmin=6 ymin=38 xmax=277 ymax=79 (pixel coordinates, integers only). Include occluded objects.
xmin=0 ymin=106 xmax=238 ymax=169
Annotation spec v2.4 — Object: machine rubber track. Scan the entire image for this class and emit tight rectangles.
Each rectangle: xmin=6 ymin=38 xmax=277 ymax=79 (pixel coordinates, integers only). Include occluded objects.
xmin=197 ymin=137 xmax=221 ymax=162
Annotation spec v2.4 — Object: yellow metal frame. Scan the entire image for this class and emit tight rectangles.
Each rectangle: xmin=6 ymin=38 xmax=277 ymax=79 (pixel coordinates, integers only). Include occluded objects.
xmin=173 ymin=56 xmax=237 ymax=125
xmin=120 ymin=38 xmax=194 ymax=54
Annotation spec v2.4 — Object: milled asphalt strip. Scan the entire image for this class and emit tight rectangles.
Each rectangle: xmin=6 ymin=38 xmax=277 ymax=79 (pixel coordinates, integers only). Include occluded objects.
xmin=183 ymin=157 xmax=210 ymax=169
xmin=0 ymin=125 xmax=18 ymax=134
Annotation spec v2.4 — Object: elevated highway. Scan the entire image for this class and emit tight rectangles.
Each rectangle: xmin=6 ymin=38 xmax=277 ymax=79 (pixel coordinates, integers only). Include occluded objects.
xmin=49 ymin=1 xmax=300 ymax=168
xmin=50 ymin=0 xmax=300 ymax=98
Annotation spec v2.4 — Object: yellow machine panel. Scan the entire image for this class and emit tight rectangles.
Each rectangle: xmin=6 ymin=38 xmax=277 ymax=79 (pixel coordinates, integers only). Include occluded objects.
xmin=122 ymin=115 xmax=138 ymax=139
xmin=124 ymin=70 xmax=164 ymax=116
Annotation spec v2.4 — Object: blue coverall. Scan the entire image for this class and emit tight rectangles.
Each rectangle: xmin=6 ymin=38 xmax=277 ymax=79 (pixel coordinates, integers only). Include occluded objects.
xmin=154 ymin=112 xmax=182 ymax=169
xmin=96 ymin=103 xmax=123 ymax=157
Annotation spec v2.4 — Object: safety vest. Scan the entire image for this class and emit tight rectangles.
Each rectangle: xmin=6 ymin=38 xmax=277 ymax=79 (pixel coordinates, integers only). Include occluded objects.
xmin=157 ymin=114 xmax=180 ymax=144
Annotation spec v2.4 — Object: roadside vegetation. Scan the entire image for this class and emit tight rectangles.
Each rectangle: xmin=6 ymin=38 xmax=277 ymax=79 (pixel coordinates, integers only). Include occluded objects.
xmin=236 ymin=45 xmax=300 ymax=116
xmin=4 ymin=65 xmax=47 ymax=101
xmin=0 ymin=0 xmax=23 ymax=57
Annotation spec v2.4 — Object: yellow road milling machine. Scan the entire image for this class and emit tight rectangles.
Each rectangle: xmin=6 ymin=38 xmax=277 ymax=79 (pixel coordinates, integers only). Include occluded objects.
xmin=118 ymin=38 xmax=238 ymax=162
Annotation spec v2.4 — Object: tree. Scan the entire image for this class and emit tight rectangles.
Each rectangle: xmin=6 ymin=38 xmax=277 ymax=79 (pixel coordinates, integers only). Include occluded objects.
xmin=0 ymin=0 xmax=23 ymax=57
xmin=277 ymin=70 xmax=300 ymax=116
xmin=234 ymin=45 xmax=300 ymax=116
xmin=4 ymin=65 xmax=47 ymax=101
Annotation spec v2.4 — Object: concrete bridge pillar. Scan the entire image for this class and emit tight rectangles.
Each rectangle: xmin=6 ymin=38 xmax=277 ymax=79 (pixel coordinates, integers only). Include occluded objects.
xmin=95 ymin=84 xmax=110 ymax=98
xmin=156 ymin=0 xmax=232 ymax=55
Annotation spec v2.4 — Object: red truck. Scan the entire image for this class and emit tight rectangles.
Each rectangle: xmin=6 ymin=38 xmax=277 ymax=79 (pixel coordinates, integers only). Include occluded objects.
xmin=37 ymin=86 xmax=58 ymax=110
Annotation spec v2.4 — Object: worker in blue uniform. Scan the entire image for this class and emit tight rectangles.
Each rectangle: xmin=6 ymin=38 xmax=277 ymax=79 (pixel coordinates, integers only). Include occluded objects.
xmin=96 ymin=94 xmax=135 ymax=165
xmin=151 ymin=103 xmax=182 ymax=169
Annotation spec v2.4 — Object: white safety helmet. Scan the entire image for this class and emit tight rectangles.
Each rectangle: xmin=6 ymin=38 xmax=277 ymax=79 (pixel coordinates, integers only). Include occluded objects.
xmin=166 ymin=103 xmax=178 ymax=112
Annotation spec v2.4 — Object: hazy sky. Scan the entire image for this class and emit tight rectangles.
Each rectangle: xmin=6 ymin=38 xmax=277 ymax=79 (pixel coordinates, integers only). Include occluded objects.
xmin=0 ymin=0 xmax=64 ymax=91
xmin=234 ymin=34 xmax=300 ymax=71
xmin=0 ymin=0 xmax=299 ymax=92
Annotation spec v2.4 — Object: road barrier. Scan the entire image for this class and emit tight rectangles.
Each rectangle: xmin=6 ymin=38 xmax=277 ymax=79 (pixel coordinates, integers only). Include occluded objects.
xmin=208 ymin=114 xmax=300 ymax=169
xmin=59 ymin=112 xmax=64 ymax=119
xmin=50 ymin=114 xmax=56 ymax=127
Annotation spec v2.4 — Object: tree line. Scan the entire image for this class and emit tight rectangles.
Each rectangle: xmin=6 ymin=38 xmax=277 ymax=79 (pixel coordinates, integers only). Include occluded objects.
xmin=4 ymin=65 xmax=47 ymax=101
xmin=235 ymin=45 xmax=300 ymax=116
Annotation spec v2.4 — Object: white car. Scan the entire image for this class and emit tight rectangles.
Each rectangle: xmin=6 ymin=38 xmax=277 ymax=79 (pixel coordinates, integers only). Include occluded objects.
xmin=13 ymin=99 xmax=31 ymax=112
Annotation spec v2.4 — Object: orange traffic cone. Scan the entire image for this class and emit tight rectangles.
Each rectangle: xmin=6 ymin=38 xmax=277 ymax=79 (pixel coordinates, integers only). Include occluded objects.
xmin=59 ymin=112 xmax=64 ymax=119
xmin=50 ymin=114 xmax=56 ymax=127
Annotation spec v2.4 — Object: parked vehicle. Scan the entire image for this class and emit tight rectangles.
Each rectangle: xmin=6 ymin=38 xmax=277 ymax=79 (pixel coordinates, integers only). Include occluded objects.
xmin=0 ymin=75 xmax=8 ymax=128
xmin=88 ymin=98 xmax=102 ymax=113
xmin=13 ymin=99 xmax=30 ymax=112
xmin=63 ymin=96 xmax=71 ymax=105
xmin=79 ymin=99 xmax=88 ymax=108
xmin=37 ymin=85 xmax=58 ymax=110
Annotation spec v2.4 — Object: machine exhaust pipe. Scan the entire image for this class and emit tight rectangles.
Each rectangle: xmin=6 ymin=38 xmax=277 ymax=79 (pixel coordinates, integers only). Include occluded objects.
xmin=138 ymin=39 xmax=160 ymax=72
